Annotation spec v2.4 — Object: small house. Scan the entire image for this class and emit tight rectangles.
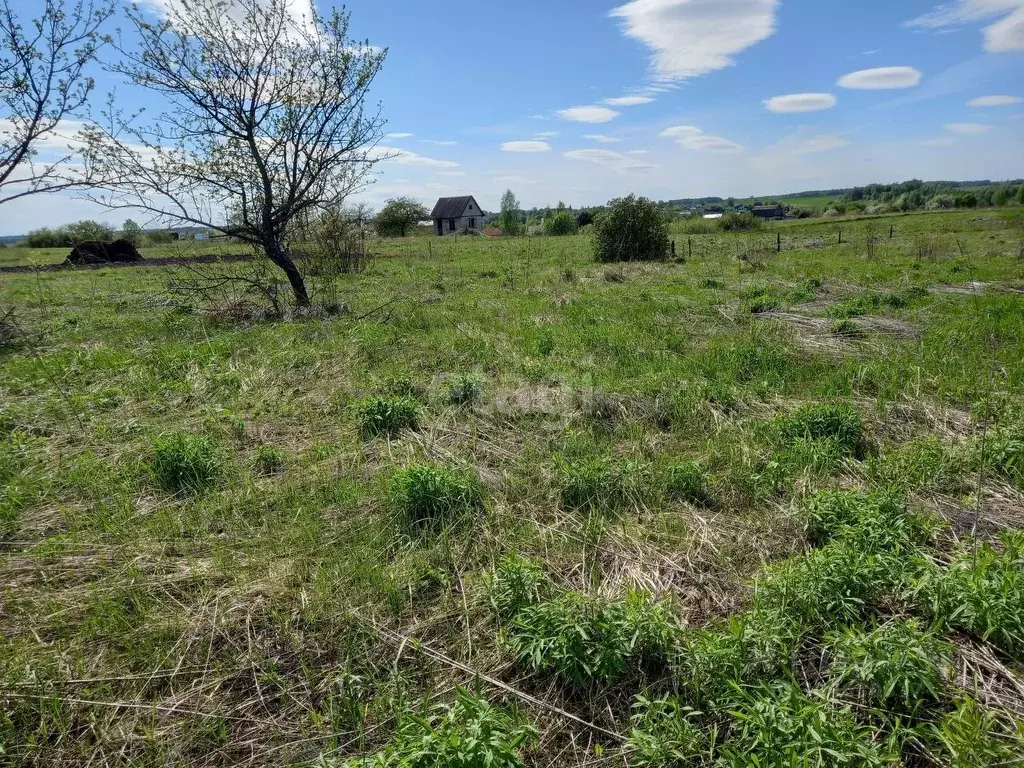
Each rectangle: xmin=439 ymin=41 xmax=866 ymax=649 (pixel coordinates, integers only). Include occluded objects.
xmin=752 ymin=204 xmax=785 ymax=220
xmin=431 ymin=196 xmax=483 ymax=236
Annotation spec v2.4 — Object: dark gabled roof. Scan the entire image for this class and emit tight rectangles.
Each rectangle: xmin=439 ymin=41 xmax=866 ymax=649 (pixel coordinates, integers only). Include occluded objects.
xmin=752 ymin=204 xmax=784 ymax=211
xmin=431 ymin=196 xmax=477 ymax=219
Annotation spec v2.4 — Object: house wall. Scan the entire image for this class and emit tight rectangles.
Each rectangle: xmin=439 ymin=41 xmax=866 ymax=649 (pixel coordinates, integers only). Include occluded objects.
xmin=434 ymin=200 xmax=483 ymax=235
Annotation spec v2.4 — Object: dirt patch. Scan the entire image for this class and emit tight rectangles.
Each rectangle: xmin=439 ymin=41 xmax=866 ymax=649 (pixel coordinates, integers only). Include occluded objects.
xmin=931 ymin=281 xmax=988 ymax=295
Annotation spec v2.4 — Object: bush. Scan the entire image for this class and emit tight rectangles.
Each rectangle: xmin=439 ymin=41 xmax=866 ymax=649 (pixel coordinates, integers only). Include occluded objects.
xmin=388 ymin=464 xmax=483 ymax=535
xmin=626 ymin=695 xmax=710 ymax=767
xmin=800 ymin=491 xmax=932 ymax=554
xmin=593 ymin=195 xmax=670 ymax=263
xmin=545 ymin=210 xmax=579 ymax=236
xmin=778 ymin=403 xmax=863 ymax=456
xmin=150 ymin=432 xmax=223 ymax=494
xmin=825 ymin=619 xmax=951 ymax=714
xmin=663 ymin=461 xmax=711 ymax=506
xmin=351 ymin=395 xmax=420 ymax=438
xmin=347 ymin=687 xmax=535 ymax=768
xmin=253 ymin=444 xmax=286 ymax=475
xmin=488 ymin=555 xmax=553 ymax=619
xmin=445 ymin=374 xmax=484 ymax=406
xmin=717 ymin=212 xmax=763 ymax=232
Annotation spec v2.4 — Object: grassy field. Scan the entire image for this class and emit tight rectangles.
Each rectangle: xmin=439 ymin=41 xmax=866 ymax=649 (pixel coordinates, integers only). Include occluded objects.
xmin=0 ymin=240 xmax=252 ymax=268
xmin=1 ymin=209 xmax=1024 ymax=766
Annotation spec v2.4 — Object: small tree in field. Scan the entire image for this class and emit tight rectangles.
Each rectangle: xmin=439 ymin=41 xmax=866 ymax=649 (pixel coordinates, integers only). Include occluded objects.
xmin=497 ymin=189 xmax=522 ymax=236
xmin=545 ymin=209 xmax=578 ymax=236
xmin=593 ymin=195 xmax=669 ymax=262
xmin=82 ymin=0 xmax=387 ymax=307
xmin=374 ymin=197 xmax=427 ymax=237
xmin=121 ymin=218 xmax=142 ymax=245
xmin=0 ymin=0 xmax=113 ymax=206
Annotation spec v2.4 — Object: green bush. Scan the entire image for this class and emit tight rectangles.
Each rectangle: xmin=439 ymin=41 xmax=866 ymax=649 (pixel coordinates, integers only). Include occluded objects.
xmin=663 ymin=461 xmax=711 ymax=506
xmin=488 ymin=555 xmax=553 ymax=619
xmin=150 ymin=432 xmax=223 ymax=494
xmin=800 ymin=491 xmax=932 ymax=553
xmin=593 ymin=195 xmax=670 ymax=263
xmin=626 ymin=695 xmax=711 ymax=767
xmin=545 ymin=209 xmax=579 ymax=236
xmin=445 ymin=374 xmax=484 ymax=406
xmin=346 ymin=687 xmax=535 ymax=768
xmin=717 ymin=212 xmax=763 ymax=232
xmin=388 ymin=464 xmax=483 ymax=535
xmin=253 ymin=444 xmax=286 ymax=475
xmin=351 ymin=395 xmax=420 ymax=437
xmin=825 ymin=619 xmax=951 ymax=714
xmin=778 ymin=403 xmax=864 ymax=456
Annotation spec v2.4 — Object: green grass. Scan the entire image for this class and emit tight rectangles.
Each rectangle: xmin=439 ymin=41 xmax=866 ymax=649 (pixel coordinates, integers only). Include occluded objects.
xmin=1 ymin=208 xmax=1023 ymax=765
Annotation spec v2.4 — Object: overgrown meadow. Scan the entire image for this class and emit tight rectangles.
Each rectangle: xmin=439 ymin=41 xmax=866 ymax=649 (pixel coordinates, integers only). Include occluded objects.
xmin=2 ymin=208 xmax=1024 ymax=766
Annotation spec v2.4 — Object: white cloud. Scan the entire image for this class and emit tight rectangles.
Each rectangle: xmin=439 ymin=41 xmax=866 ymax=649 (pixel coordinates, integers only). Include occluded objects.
xmin=371 ymin=146 xmax=459 ymax=168
xmin=660 ymin=125 xmax=744 ymax=153
xmin=969 ymin=94 xmax=1023 ymax=106
xmin=558 ymin=106 xmax=621 ymax=123
xmin=535 ymin=131 xmax=560 ymax=138
xmin=906 ymin=1 xmax=1024 ymax=52
xmin=422 ymin=139 xmax=458 ymax=146
xmin=763 ymin=93 xmax=837 ymax=113
xmin=793 ymin=135 xmax=852 ymax=155
xmin=438 ymin=171 xmax=467 ymax=177
xmin=501 ymin=140 xmax=552 ymax=153
xmin=583 ymin=134 xmax=621 ymax=143
xmin=945 ymin=122 xmax=990 ymax=133
xmin=924 ymin=137 xmax=957 ymax=146
xmin=627 ymin=149 xmax=649 ymax=154
xmin=564 ymin=148 xmax=655 ymax=171
xmin=603 ymin=95 xmax=655 ymax=106
xmin=838 ymin=66 xmax=922 ymax=89
xmin=609 ymin=0 xmax=779 ymax=81
xmin=386 ymin=132 xmax=414 ymax=139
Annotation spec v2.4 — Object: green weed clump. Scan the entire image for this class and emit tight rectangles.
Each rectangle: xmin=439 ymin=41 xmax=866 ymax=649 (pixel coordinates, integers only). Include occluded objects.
xmin=984 ymin=421 xmax=1024 ymax=487
xmin=487 ymin=555 xmax=553 ymax=619
xmin=508 ymin=591 xmax=678 ymax=686
xmin=829 ymin=318 xmax=864 ymax=338
xmin=717 ymin=681 xmax=895 ymax=767
xmin=926 ymin=697 xmax=1024 ymax=768
xmin=626 ymin=695 xmax=712 ymax=766
xmin=743 ymin=293 xmax=782 ymax=314
xmin=663 ymin=461 xmax=712 ymax=506
xmin=555 ymin=457 xmax=652 ymax=513
xmin=778 ymin=403 xmax=864 ymax=456
xmin=801 ymin=491 xmax=933 ymax=552
xmin=825 ymin=619 xmax=951 ymax=714
xmin=253 ymin=444 xmax=285 ymax=475
xmin=870 ymin=436 xmax=965 ymax=493
xmin=351 ymin=395 xmax=420 ymax=437
xmin=388 ymin=464 xmax=483 ymax=535
xmin=150 ymin=432 xmax=223 ymax=494
xmin=826 ymin=288 xmax=927 ymax=319
xmin=346 ymin=687 xmax=535 ymax=768
xmin=445 ymin=373 xmax=484 ymax=406
xmin=911 ymin=531 xmax=1024 ymax=659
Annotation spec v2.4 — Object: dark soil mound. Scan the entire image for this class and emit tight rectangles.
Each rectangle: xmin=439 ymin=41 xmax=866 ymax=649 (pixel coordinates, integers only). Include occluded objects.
xmin=66 ymin=239 xmax=143 ymax=265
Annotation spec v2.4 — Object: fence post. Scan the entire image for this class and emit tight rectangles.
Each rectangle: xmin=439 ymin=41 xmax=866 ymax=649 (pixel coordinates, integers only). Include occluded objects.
xmin=777 ymin=232 xmax=781 ymax=252
xmin=688 ymin=238 xmax=692 ymax=260
xmin=890 ymin=225 xmax=894 ymax=239
xmin=838 ymin=227 xmax=843 ymax=245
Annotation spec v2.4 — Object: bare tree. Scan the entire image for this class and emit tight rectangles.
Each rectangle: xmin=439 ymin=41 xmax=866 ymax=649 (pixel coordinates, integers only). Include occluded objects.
xmin=0 ymin=0 xmax=113 ymax=205
xmin=82 ymin=0 xmax=388 ymax=306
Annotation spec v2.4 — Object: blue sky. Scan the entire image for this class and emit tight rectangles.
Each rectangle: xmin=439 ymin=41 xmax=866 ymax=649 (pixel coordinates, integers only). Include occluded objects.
xmin=2 ymin=0 xmax=1023 ymax=232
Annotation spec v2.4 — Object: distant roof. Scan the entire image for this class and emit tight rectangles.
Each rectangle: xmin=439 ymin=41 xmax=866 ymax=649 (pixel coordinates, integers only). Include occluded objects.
xmin=753 ymin=205 xmax=784 ymax=211
xmin=703 ymin=213 xmax=724 ymax=219
xmin=431 ymin=196 xmax=476 ymax=219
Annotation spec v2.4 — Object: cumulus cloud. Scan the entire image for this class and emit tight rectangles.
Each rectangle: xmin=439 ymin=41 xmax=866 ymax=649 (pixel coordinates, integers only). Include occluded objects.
xmin=945 ymin=122 xmax=990 ymax=133
xmin=837 ymin=66 xmax=922 ymax=89
xmin=604 ymin=95 xmax=655 ymax=106
xmin=906 ymin=1 xmax=1024 ymax=52
xmin=793 ymin=135 xmax=852 ymax=155
xmin=763 ymin=93 xmax=837 ymax=113
xmin=583 ymin=134 xmax=621 ymax=143
xmin=501 ymin=140 xmax=552 ymax=153
xmin=563 ymin=148 xmax=655 ymax=171
xmin=609 ymin=0 xmax=779 ymax=81
xmin=558 ymin=106 xmax=621 ymax=123
xmin=968 ymin=94 xmax=1023 ymax=105
xmin=660 ymin=125 xmax=744 ymax=153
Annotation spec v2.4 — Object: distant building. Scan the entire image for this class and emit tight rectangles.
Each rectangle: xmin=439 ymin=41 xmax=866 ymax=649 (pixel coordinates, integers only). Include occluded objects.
xmin=703 ymin=213 xmax=724 ymax=220
xmin=752 ymin=204 xmax=785 ymax=220
xmin=431 ymin=196 xmax=483 ymax=236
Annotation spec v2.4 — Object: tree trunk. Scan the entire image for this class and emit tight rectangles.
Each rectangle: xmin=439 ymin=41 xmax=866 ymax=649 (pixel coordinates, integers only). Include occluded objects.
xmin=265 ymin=242 xmax=310 ymax=306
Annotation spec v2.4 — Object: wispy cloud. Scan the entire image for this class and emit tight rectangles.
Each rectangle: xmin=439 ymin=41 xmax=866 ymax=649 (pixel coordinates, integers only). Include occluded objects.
xmin=923 ymin=137 xmax=957 ymax=147
xmin=421 ymin=139 xmax=458 ymax=146
xmin=609 ymin=0 xmax=779 ymax=81
xmin=603 ymin=95 xmax=655 ymax=106
xmin=534 ymin=131 xmax=560 ymax=138
xmin=583 ymin=134 xmax=621 ymax=143
xmin=372 ymin=146 xmax=458 ymax=168
xmin=558 ymin=106 xmax=621 ymax=123
xmin=945 ymin=122 xmax=990 ymax=133
xmin=763 ymin=93 xmax=837 ymax=113
xmin=563 ymin=148 xmax=655 ymax=171
xmin=837 ymin=66 xmax=922 ymax=89
xmin=501 ymin=140 xmax=552 ymax=153
xmin=968 ymin=94 xmax=1023 ymax=105
xmin=660 ymin=125 xmax=744 ymax=153
xmin=386 ymin=132 xmax=414 ymax=140
xmin=793 ymin=135 xmax=852 ymax=154
xmin=906 ymin=1 xmax=1024 ymax=52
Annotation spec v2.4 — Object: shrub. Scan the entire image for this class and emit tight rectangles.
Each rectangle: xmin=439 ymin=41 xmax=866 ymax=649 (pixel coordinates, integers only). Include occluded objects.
xmin=717 ymin=212 xmax=763 ymax=232
xmin=626 ymin=695 xmax=711 ymax=767
xmin=388 ymin=464 xmax=483 ymax=535
xmin=778 ymin=403 xmax=863 ymax=456
xmin=825 ymin=619 xmax=951 ymax=713
xmin=150 ymin=432 xmax=223 ymax=494
xmin=445 ymin=374 xmax=484 ymax=406
xmin=347 ymin=687 xmax=535 ymax=768
xmin=351 ymin=395 xmax=420 ymax=437
xmin=663 ymin=461 xmax=711 ymax=506
xmin=593 ymin=195 xmax=670 ymax=263
xmin=910 ymin=531 xmax=1024 ymax=659
xmin=488 ymin=555 xmax=553 ymax=619
xmin=717 ymin=681 xmax=894 ymax=767
xmin=253 ymin=444 xmax=285 ymax=475
xmin=545 ymin=210 xmax=579 ymax=236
